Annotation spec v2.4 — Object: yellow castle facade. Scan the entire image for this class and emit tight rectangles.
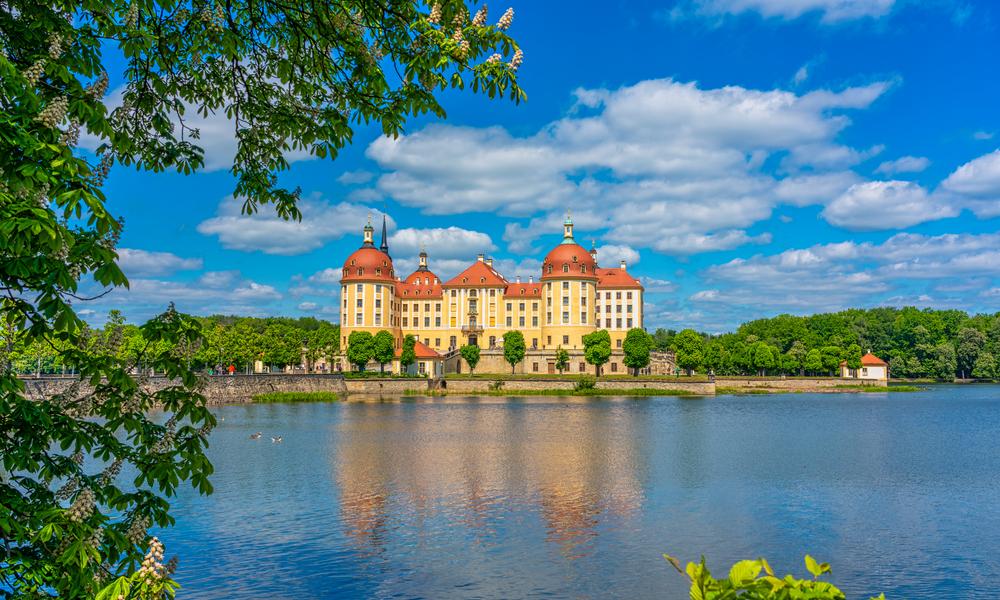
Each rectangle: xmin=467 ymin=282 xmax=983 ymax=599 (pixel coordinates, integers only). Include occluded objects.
xmin=338 ymin=215 xmax=644 ymax=369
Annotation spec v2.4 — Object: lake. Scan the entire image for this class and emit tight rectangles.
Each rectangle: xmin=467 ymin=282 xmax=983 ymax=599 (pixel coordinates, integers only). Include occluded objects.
xmin=163 ymin=385 xmax=1000 ymax=599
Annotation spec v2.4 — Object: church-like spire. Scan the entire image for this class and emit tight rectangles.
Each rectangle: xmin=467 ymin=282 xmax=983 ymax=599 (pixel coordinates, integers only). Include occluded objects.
xmin=379 ymin=214 xmax=389 ymax=256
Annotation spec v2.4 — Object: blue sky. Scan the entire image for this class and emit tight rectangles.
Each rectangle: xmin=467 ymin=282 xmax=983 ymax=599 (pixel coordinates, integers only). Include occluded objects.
xmin=83 ymin=0 xmax=1000 ymax=332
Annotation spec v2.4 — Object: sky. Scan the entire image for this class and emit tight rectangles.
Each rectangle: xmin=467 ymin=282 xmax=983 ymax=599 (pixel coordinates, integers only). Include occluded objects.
xmin=80 ymin=0 xmax=1000 ymax=332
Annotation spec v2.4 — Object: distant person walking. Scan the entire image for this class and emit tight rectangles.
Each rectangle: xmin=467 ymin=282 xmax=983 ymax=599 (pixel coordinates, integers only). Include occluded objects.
xmin=228 ymin=364 xmax=236 ymax=376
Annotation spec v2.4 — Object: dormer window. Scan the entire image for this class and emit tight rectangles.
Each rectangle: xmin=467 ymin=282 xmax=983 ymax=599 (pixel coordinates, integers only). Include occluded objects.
xmin=572 ymin=256 xmax=578 ymax=262
xmin=562 ymin=264 xmax=569 ymax=273
xmin=358 ymin=268 xmax=364 ymax=275
xmin=581 ymin=265 xmax=587 ymax=273
xmin=463 ymin=277 xmax=468 ymax=283
xmin=351 ymin=259 xmax=356 ymax=266
xmin=480 ymin=277 xmax=485 ymax=283
xmin=376 ymin=268 xmax=381 ymax=275
xmin=382 ymin=260 xmax=387 ymax=267
xmin=547 ymin=264 xmax=553 ymax=274
xmin=343 ymin=269 xmax=348 ymax=277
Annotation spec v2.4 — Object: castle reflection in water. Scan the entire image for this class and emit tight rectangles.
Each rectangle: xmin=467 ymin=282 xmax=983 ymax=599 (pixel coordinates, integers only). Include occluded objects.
xmin=331 ymin=398 xmax=653 ymax=561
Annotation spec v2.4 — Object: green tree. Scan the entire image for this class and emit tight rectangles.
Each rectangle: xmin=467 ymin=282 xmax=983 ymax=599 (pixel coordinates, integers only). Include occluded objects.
xmin=372 ymin=330 xmax=396 ymax=374
xmin=820 ymin=346 xmax=843 ymax=376
xmin=844 ymin=344 xmax=863 ymax=371
xmin=804 ymin=349 xmax=824 ymax=375
xmin=673 ymin=329 xmax=705 ymax=375
xmin=582 ymin=329 xmax=612 ymax=376
xmin=956 ymin=327 xmax=986 ymax=379
xmin=622 ymin=328 xmax=653 ymax=375
xmin=502 ymin=330 xmax=526 ymax=374
xmin=931 ymin=342 xmax=957 ymax=380
xmin=554 ymin=346 xmax=570 ymax=374
xmin=788 ymin=340 xmax=808 ymax=375
xmin=347 ymin=331 xmax=374 ymax=371
xmin=973 ymin=351 xmax=997 ymax=379
xmin=751 ymin=342 xmax=777 ymax=376
xmin=400 ymin=334 xmax=417 ymax=374
xmin=460 ymin=344 xmax=481 ymax=374
xmin=780 ymin=351 xmax=800 ymax=375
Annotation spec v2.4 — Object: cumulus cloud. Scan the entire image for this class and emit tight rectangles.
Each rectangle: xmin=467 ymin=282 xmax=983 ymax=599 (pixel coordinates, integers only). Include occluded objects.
xmin=367 ymin=77 xmax=892 ymax=255
xmin=197 ymin=196 xmax=391 ymax=255
xmin=80 ymin=88 xmax=313 ymax=172
xmin=875 ymin=155 xmax=931 ymax=175
xmin=596 ymin=244 xmax=640 ymax=267
xmin=390 ymin=227 xmax=495 ymax=259
xmin=117 ymin=248 xmax=202 ymax=277
xmin=940 ymin=150 xmax=1000 ymax=217
xmin=337 ymin=170 xmax=374 ymax=185
xmin=691 ymin=231 xmax=1000 ymax=318
xmin=821 ymin=181 xmax=958 ymax=230
xmin=289 ymin=268 xmax=343 ymax=298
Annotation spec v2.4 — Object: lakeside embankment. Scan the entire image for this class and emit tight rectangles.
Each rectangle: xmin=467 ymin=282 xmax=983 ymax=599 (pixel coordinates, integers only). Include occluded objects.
xmin=21 ymin=373 xmax=925 ymax=404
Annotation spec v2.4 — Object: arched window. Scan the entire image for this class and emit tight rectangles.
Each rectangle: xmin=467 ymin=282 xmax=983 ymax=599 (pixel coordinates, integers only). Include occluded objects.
xmin=358 ymin=268 xmax=364 ymax=275
xmin=376 ymin=268 xmax=382 ymax=276
xmin=581 ymin=265 xmax=587 ymax=273
xmin=547 ymin=264 xmax=553 ymax=274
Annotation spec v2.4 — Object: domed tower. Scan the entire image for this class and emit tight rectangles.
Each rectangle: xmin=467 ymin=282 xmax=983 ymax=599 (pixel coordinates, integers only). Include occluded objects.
xmin=540 ymin=213 xmax=598 ymax=351
xmin=339 ymin=215 xmax=400 ymax=356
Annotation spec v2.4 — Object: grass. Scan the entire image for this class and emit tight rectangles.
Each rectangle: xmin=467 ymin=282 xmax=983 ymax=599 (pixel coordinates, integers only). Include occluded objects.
xmin=834 ymin=384 xmax=922 ymax=393
xmin=252 ymin=391 xmax=340 ymax=403
xmin=716 ymin=387 xmax=785 ymax=395
xmin=427 ymin=387 xmax=700 ymax=397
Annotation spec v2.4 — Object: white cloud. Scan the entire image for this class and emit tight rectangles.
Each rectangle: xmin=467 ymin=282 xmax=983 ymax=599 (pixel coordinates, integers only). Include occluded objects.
xmin=80 ymin=88 xmax=313 ymax=172
xmin=595 ymin=244 xmax=640 ymax=267
xmin=638 ymin=277 xmax=677 ymax=292
xmin=117 ymin=248 xmax=202 ymax=277
xmin=822 ymin=181 xmax=958 ymax=230
xmin=289 ymin=268 xmax=343 ymax=298
xmin=197 ymin=196 xmax=391 ymax=255
xmin=940 ymin=150 xmax=1000 ymax=217
xmin=686 ymin=0 xmax=896 ymax=23
xmin=389 ymin=227 xmax=495 ymax=260
xmin=973 ymin=131 xmax=994 ymax=141
xmin=337 ymin=170 xmax=374 ymax=185
xmin=793 ymin=64 xmax=810 ymax=85
xmin=297 ymin=301 xmax=319 ymax=311
xmin=875 ymin=155 xmax=931 ymax=175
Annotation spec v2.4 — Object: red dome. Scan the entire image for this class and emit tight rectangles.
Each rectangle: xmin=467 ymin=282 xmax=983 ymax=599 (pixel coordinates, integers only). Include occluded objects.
xmin=340 ymin=247 xmax=396 ymax=283
xmin=541 ymin=243 xmax=598 ymax=280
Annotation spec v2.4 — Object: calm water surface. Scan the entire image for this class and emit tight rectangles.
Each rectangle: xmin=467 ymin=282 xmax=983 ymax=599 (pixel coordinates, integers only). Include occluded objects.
xmin=164 ymin=385 xmax=1000 ymax=599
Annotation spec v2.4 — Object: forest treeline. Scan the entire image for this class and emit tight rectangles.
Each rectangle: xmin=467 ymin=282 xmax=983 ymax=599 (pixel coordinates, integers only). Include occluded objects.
xmin=4 ymin=311 xmax=340 ymax=374
xmin=652 ymin=307 xmax=1000 ymax=379
xmin=8 ymin=306 xmax=999 ymax=379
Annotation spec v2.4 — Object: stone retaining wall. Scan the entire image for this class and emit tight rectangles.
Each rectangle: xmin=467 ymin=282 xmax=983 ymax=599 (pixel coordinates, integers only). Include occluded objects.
xmin=343 ymin=378 xmax=430 ymax=395
xmin=716 ymin=377 xmax=888 ymax=391
xmin=443 ymin=378 xmax=715 ymax=395
xmin=19 ymin=374 xmax=348 ymax=404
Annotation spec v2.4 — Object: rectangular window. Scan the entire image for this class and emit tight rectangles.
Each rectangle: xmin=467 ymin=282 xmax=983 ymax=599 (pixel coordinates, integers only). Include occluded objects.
xmin=616 ymin=292 xmax=622 ymax=300
xmin=617 ymin=305 xmax=622 ymax=313
xmin=450 ymin=317 xmax=457 ymax=327
xmin=436 ymin=317 xmax=442 ymax=327
xmin=581 ymin=312 xmax=587 ymax=323
xmin=413 ymin=304 xmax=419 ymax=312
xmin=375 ymin=284 xmax=382 ymax=293
xmin=611 ymin=362 xmax=618 ymax=372
xmin=533 ymin=362 xmax=539 ymax=372
xmin=506 ymin=316 xmax=513 ymax=327
xmin=627 ymin=318 xmax=633 ymax=328
xmin=403 ymin=304 xmax=408 ymax=312
xmin=451 ymin=290 xmax=457 ymax=297
xmin=562 ymin=296 xmax=569 ymax=306
xmin=627 ymin=292 xmax=633 ymax=299
xmin=355 ymin=313 xmax=363 ymax=325
xmin=425 ymin=303 xmax=431 ymax=312
xmin=343 ymin=298 xmax=347 ymax=308
xmin=532 ymin=338 xmax=538 ymax=348
xmin=616 ymin=318 xmax=622 ymax=328
xmin=519 ymin=302 xmax=525 ymax=311
xmin=617 ymin=339 xmax=622 ymax=348
xmin=606 ymin=319 xmax=612 ymax=328
xmin=507 ymin=302 xmax=512 ymax=311
xmin=562 ymin=311 xmax=569 ymax=323
xmin=519 ymin=316 xmax=525 ymax=327
xmin=626 ymin=304 xmax=632 ymax=312
xmin=562 ymin=281 xmax=569 ymax=290
xmin=421 ymin=317 xmax=428 ymax=327
xmin=547 ymin=336 xmax=552 ymax=345
xmin=357 ymin=284 xmax=363 ymax=293
xmin=581 ymin=296 xmax=587 ymax=306
xmin=605 ymin=292 xmax=611 ymax=300
xmin=436 ymin=303 xmax=442 ymax=312
xmin=547 ymin=313 xmax=553 ymax=324
xmin=532 ymin=316 xmax=538 ymax=327
xmin=563 ymin=335 xmax=569 ymax=345
xmin=489 ymin=317 xmax=496 ymax=327
xmin=532 ymin=302 xmax=539 ymax=311
xmin=435 ymin=338 xmax=440 ymax=347
xmin=579 ymin=362 xmax=586 ymax=372
xmin=418 ymin=361 xmax=425 ymax=374
xmin=490 ymin=289 xmax=496 ymax=297
xmin=606 ymin=305 xmax=612 ymax=313
xmin=403 ymin=317 xmax=408 ymax=327
xmin=375 ymin=299 xmax=381 ymax=308
xmin=374 ymin=314 xmax=381 ymax=325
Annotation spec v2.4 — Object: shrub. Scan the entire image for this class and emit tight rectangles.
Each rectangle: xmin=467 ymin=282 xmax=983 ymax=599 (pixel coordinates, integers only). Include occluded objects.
xmin=664 ymin=553 xmax=885 ymax=600
xmin=575 ymin=374 xmax=597 ymax=391
xmin=488 ymin=379 xmax=505 ymax=391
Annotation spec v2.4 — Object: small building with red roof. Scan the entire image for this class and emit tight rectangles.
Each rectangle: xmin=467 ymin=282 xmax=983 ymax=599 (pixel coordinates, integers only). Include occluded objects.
xmin=840 ymin=352 xmax=889 ymax=381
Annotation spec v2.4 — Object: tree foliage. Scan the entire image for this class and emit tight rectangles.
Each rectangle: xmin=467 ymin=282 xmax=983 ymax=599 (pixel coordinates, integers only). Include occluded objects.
xmin=502 ymin=330 xmax=525 ymax=374
xmin=554 ymin=346 xmax=569 ymax=374
xmin=460 ymin=343 xmax=480 ymax=374
xmin=371 ymin=330 xmax=396 ymax=373
xmin=622 ymin=327 xmax=652 ymax=375
xmin=346 ymin=331 xmax=374 ymax=371
xmin=582 ymin=329 xmax=611 ymax=376
xmin=664 ymin=553 xmax=885 ymax=600
xmin=672 ymin=329 xmax=704 ymax=375
xmin=399 ymin=334 xmax=417 ymax=373
xmin=2 ymin=0 xmax=524 ymax=594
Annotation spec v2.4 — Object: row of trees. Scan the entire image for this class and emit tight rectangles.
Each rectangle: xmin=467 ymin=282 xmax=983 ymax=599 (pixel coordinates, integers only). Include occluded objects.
xmin=455 ymin=328 xmax=655 ymax=376
xmin=658 ymin=307 xmax=1000 ymax=379
xmin=3 ymin=311 xmax=340 ymax=375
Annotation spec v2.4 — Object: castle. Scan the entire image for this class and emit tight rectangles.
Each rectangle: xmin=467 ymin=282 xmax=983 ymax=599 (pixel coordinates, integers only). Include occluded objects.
xmin=338 ymin=214 xmax=649 ymax=375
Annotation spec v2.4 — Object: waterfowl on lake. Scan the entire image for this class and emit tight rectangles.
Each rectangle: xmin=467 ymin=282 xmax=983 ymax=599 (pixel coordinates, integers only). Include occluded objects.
xmin=249 ymin=432 xmax=261 ymax=440
xmin=271 ymin=436 xmax=283 ymax=444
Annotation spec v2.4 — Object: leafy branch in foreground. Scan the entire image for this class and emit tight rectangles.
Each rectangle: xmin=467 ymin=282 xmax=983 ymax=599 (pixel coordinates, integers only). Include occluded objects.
xmin=2 ymin=0 xmax=525 ymax=596
xmin=663 ymin=553 xmax=886 ymax=600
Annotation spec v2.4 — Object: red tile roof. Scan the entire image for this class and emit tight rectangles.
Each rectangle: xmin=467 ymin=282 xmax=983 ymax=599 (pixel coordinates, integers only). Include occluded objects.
xmin=443 ymin=260 xmax=507 ymax=287
xmin=595 ymin=267 xmax=643 ymax=289
xmin=395 ymin=339 xmax=442 ymax=359
xmin=861 ymin=352 xmax=888 ymax=366
xmin=503 ymin=282 xmax=543 ymax=297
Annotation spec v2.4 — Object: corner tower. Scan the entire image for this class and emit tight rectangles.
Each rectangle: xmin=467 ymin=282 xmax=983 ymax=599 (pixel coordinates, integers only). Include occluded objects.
xmin=339 ymin=215 xmax=401 ymax=357
xmin=540 ymin=213 xmax=598 ymax=350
